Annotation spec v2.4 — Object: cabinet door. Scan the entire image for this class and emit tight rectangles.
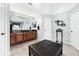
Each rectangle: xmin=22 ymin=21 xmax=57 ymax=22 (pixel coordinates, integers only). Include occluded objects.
xmin=16 ymin=32 xmax=23 ymax=43
xmin=27 ymin=32 xmax=31 ymax=41
xmin=23 ymin=32 xmax=29 ymax=41
xmin=30 ymin=31 xmax=37 ymax=40
xmin=10 ymin=33 xmax=16 ymax=45
xmin=31 ymin=32 xmax=35 ymax=39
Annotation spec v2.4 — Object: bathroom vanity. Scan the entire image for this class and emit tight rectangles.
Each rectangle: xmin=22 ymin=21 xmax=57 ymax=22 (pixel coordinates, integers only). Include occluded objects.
xmin=10 ymin=30 xmax=37 ymax=45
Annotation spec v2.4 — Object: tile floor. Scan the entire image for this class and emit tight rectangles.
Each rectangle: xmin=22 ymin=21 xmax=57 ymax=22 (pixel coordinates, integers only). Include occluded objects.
xmin=10 ymin=40 xmax=79 ymax=56
xmin=63 ymin=44 xmax=79 ymax=56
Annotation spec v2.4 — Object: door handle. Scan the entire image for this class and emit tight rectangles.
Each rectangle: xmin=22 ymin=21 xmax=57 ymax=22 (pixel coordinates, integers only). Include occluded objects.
xmin=1 ymin=33 xmax=5 ymax=35
xmin=71 ymin=31 xmax=73 ymax=32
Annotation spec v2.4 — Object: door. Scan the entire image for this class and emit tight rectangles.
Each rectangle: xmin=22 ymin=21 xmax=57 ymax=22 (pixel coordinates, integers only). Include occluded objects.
xmin=70 ymin=11 xmax=79 ymax=50
xmin=0 ymin=4 xmax=6 ymax=56
xmin=43 ymin=16 xmax=52 ymax=40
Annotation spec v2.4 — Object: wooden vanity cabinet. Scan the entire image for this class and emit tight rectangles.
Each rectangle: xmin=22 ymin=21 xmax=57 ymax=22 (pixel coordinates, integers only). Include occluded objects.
xmin=23 ymin=32 xmax=30 ymax=41
xmin=30 ymin=31 xmax=37 ymax=40
xmin=10 ymin=32 xmax=16 ymax=45
xmin=10 ymin=30 xmax=37 ymax=45
xmin=16 ymin=32 xmax=23 ymax=43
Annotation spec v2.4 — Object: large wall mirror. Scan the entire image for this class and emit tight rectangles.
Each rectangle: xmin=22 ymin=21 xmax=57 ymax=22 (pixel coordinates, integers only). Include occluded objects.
xmin=10 ymin=11 xmax=36 ymax=31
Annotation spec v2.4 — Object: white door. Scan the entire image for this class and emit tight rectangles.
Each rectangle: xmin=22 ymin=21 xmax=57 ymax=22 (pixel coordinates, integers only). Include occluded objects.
xmin=0 ymin=4 xmax=6 ymax=56
xmin=70 ymin=11 xmax=79 ymax=50
xmin=43 ymin=16 xmax=52 ymax=40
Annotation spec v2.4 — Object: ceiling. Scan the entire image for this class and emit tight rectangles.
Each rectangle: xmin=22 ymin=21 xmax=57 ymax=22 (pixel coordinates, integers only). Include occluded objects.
xmin=9 ymin=3 xmax=77 ymax=15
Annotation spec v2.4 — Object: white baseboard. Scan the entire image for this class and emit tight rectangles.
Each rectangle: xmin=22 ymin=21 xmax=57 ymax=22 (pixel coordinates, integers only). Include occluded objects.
xmin=63 ymin=42 xmax=79 ymax=51
xmin=63 ymin=42 xmax=70 ymax=45
xmin=6 ymin=52 xmax=10 ymax=56
xmin=70 ymin=44 xmax=79 ymax=51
